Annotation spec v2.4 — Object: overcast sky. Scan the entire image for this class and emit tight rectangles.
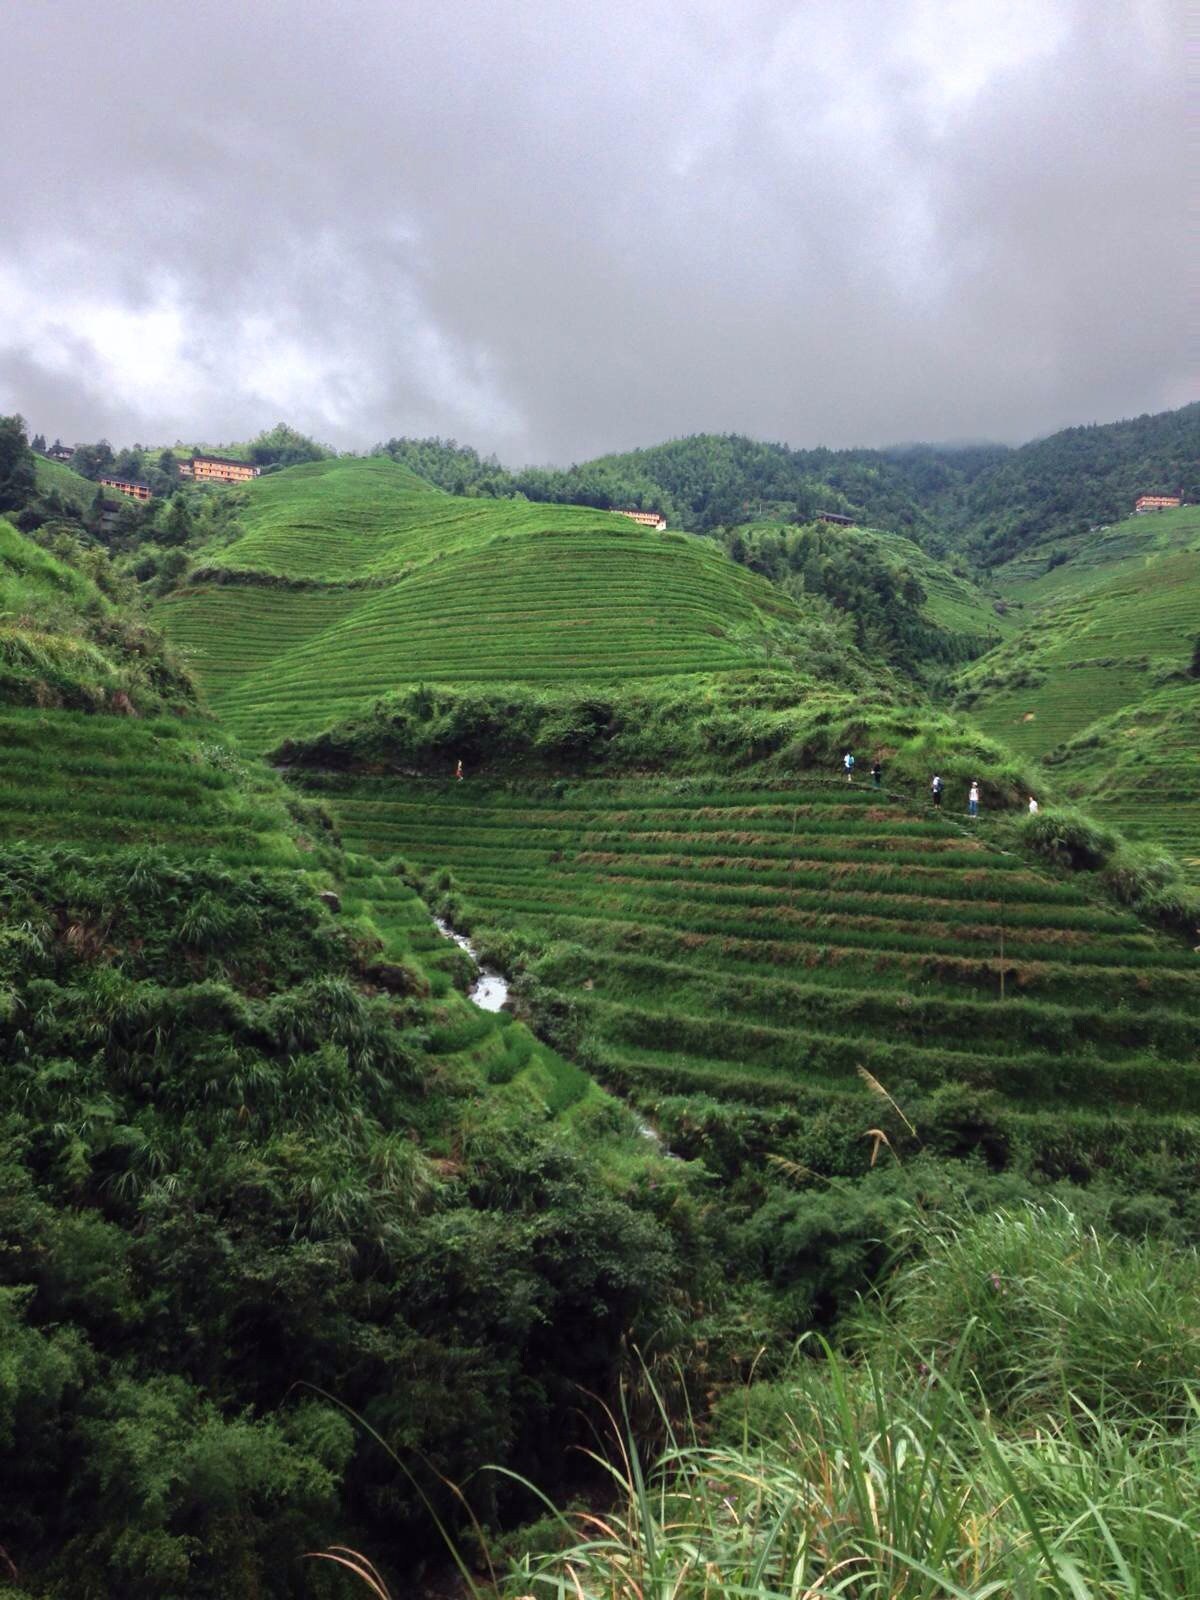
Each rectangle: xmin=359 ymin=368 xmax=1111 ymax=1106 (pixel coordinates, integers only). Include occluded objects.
xmin=0 ymin=0 xmax=1191 ymax=463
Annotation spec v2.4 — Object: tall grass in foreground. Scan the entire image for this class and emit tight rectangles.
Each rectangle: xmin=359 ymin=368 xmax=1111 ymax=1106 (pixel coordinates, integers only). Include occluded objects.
xmin=319 ymin=1206 xmax=1200 ymax=1599
xmin=500 ymin=1377 xmax=1198 ymax=1599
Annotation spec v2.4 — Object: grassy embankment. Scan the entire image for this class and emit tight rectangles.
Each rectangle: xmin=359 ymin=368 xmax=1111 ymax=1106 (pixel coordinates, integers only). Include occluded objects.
xmin=955 ymin=504 xmax=1200 ymax=877
xmin=0 ymin=514 xmax=193 ymax=711
xmin=158 ymin=457 xmax=840 ymax=750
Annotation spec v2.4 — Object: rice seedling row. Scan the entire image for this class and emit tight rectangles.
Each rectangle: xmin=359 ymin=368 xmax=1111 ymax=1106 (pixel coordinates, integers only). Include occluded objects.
xmin=314 ymin=773 xmax=1200 ymax=1133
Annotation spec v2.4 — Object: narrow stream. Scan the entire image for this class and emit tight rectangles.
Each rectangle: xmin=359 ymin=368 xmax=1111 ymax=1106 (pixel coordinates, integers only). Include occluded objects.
xmin=433 ymin=916 xmax=510 ymax=1011
xmin=432 ymin=917 xmax=679 ymax=1155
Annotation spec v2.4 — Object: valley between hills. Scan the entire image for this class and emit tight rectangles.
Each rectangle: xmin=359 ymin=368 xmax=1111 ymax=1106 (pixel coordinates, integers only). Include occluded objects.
xmin=0 ymin=407 xmax=1198 ymax=1598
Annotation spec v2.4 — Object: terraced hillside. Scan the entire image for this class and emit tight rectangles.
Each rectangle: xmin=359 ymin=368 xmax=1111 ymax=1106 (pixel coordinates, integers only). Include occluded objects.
xmin=33 ymin=453 xmax=97 ymax=510
xmin=159 ymin=458 xmax=826 ymax=749
xmin=200 ymin=456 xmax=625 ymax=580
xmin=955 ymin=504 xmax=1199 ymax=876
xmin=988 ymin=503 xmax=1200 ymax=606
xmin=0 ymin=702 xmax=601 ymax=1109
xmin=311 ymin=771 xmax=1200 ymax=1171
xmin=1040 ymin=683 xmax=1200 ymax=878
xmin=0 ymin=707 xmax=307 ymax=866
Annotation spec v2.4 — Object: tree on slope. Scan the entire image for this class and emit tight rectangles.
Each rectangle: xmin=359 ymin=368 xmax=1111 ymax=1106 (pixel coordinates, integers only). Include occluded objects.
xmin=0 ymin=415 xmax=36 ymax=513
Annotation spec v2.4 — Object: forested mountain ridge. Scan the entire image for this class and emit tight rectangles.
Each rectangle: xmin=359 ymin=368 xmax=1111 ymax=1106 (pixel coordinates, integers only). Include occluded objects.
xmin=27 ymin=399 xmax=1197 ymax=576
xmin=380 ymin=430 xmax=1005 ymax=548
xmin=380 ymin=401 xmax=1198 ymax=564
xmin=955 ymin=401 xmax=1200 ymax=565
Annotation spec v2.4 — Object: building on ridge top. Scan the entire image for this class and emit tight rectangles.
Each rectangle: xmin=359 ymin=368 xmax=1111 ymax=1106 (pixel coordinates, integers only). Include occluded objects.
xmin=189 ymin=454 xmax=262 ymax=484
xmin=816 ymin=509 xmax=855 ymax=527
xmin=616 ymin=508 xmax=668 ymax=530
xmin=1134 ymin=494 xmax=1181 ymax=513
xmin=98 ymin=474 xmax=154 ymax=502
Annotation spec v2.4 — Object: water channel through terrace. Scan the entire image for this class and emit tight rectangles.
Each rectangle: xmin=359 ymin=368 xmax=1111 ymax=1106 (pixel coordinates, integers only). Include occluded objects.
xmin=431 ymin=915 xmax=677 ymax=1155
xmin=433 ymin=916 xmax=509 ymax=1010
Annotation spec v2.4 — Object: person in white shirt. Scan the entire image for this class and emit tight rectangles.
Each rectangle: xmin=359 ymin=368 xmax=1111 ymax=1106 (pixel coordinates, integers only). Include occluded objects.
xmin=1028 ymin=796 xmax=1039 ymax=815
xmin=968 ymin=781 xmax=980 ymax=818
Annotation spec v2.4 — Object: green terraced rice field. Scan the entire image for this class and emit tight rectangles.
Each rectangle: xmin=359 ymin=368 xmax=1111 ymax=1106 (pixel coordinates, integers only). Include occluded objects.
xmin=158 ymin=585 xmax=364 ymax=699
xmin=958 ymin=518 xmax=1200 ymax=874
xmin=0 ymin=708 xmax=309 ymax=865
xmin=964 ymin=549 xmax=1199 ymax=759
xmin=992 ymin=505 xmax=1200 ymax=606
xmin=0 ymin=705 xmax=596 ymax=1113
xmin=1041 ymin=683 xmax=1200 ymax=884
xmin=311 ymin=773 xmax=1200 ymax=1135
xmin=201 ymin=456 xmax=629 ymax=581
xmin=162 ymin=472 xmax=811 ymax=751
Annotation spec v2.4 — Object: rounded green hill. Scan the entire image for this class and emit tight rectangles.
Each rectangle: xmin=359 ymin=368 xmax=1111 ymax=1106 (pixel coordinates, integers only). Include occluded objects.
xmin=159 ymin=457 xmax=843 ymax=749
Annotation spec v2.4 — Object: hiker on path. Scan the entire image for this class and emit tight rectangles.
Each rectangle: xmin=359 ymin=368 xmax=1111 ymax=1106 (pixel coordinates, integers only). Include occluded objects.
xmin=455 ymin=758 xmax=464 ymax=782
xmin=931 ymin=773 xmax=944 ymax=809
xmin=871 ymin=759 xmax=883 ymax=789
xmin=843 ymin=750 xmax=855 ymax=783
xmin=1028 ymin=796 xmax=1039 ymax=815
xmin=968 ymin=781 xmax=980 ymax=818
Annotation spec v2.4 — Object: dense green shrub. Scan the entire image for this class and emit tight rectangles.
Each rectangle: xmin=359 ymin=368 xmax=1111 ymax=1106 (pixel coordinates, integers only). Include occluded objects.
xmin=0 ymin=844 xmax=698 ymax=1595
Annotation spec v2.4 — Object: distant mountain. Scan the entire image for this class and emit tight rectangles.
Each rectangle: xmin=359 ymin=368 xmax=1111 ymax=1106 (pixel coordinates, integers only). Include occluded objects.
xmin=380 ymin=432 xmax=1008 ymax=553
xmin=953 ymin=402 xmax=1200 ymax=566
xmin=382 ymin=403 xmax=1199 ymax=569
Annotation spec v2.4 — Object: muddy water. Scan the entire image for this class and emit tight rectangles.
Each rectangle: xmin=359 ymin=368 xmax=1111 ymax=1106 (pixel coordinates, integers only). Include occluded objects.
xmin=433 ymin=917 xmax=510 ymax=1012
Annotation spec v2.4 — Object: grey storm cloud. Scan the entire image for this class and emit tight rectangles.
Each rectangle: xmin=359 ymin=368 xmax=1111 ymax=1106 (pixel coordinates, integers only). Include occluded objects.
xmin=0 ymin=0 xmax=1190 ymax=461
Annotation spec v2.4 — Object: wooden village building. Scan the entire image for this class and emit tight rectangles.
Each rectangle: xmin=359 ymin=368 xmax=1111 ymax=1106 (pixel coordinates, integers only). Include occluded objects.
xmin=189 ymin=455 xmax=262 ymax=484
xmin=616 ymin=509 xmax=668 ymax=530
xmin=98 ymin=474 xmax=153 ymax=501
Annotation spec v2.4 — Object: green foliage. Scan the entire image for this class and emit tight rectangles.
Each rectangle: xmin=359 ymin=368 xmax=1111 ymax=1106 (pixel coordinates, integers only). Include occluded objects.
xmin=871 ymin=1202 xmax=1200 ymax=1423
xmin=719 ymin=519 xmax=1005 ymax=674
xmin=0 ymin=518 xmax=195 ymax=713
xmin=379 ymin=430 xmax=1006 ymax=546
xmin=276 ymin=676 xmax=908 ymax=774
xmin=505 ymin=1209 xmax=1200 ymax=1600
xmin=0 ymin=837 xmax=698 ymax=1593
xmin=247 ymin=421 xmax=332 ymax=468
xmin=0 ymin=415 xmax=37 ymax=515
xmin=958 ymin=400 xmax=1200 ymax=565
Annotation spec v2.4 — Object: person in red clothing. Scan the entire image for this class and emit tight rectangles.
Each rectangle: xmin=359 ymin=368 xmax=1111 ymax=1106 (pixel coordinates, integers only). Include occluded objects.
xmin=455 ymin=759 xmax=464 ymax=781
